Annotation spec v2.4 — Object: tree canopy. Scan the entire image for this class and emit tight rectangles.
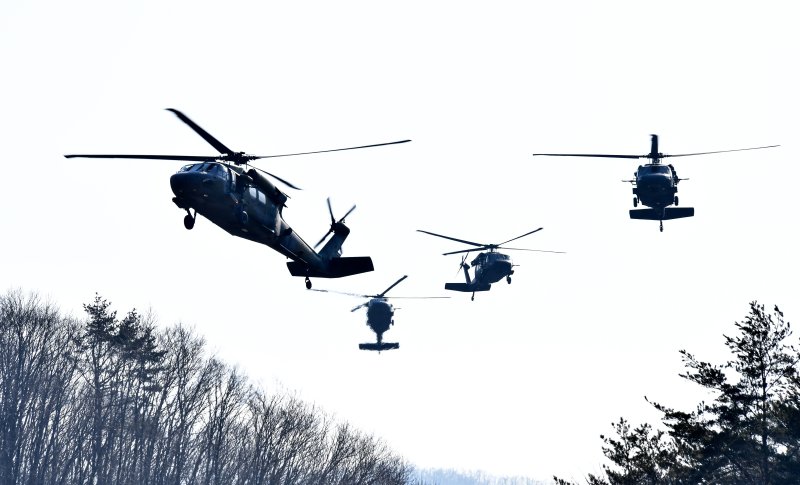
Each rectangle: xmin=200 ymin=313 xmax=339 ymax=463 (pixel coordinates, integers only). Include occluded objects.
xmin=557 ymin=302 xmax=800 ymax=485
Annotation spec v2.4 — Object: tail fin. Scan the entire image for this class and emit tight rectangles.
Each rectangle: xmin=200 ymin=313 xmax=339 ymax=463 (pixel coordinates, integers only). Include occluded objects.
xmin=315 ymin=198 xmax=357 ymax=260
xmin=319 ymin=222 xmax=350 ymax=259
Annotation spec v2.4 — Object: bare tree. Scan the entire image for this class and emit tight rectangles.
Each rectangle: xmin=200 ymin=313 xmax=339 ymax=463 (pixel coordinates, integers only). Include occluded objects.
xmin=0 ymin=290 xmax=414 ymax=485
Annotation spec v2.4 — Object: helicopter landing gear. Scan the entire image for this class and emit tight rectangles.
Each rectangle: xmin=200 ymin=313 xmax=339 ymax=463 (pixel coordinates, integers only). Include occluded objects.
xmin=507 ymin=275 xmax=512 ymax=284
xmin=633 ymin=197 xmax=638 ymax=207
xmin=471 ymin=292 xmax=475 ymax=301
xmin=674 ymin=196 xmax=679 ymax=206
xmin=183 ymin=210 xmax=196 ymax=230
xmin=659 ymin=220 xmax=664 ymax=232
xmin=305 ymin=277 xmax=312 ymax=289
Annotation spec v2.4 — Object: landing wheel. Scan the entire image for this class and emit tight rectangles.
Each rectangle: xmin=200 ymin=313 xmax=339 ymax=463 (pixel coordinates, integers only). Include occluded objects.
xmin=660 ymin=221 xmax=664 ymax=232
xmin=183 ymin=213 xmax=195 ymax=230
xmin=633 ymin=197 xmax=638 ymax=207
xmin=674 ymin=196 xmax=679 ymax=206
xmin=506 ymin=276 xmax=512 ymax=284
xmin=471 ymin=293 xmax=475 ymax=301
xmin=305 ymin=277 xmax=312 ymax=289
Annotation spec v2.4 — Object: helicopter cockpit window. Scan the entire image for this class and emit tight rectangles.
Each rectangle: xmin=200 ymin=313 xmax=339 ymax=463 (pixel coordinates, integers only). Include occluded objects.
xmin=180 ymin=164 xmax=195 ymax=172
xmin=641 ymin=165 xmax=670 ymax=175
xmin=206 ymin=164 xmax=227 ymax=179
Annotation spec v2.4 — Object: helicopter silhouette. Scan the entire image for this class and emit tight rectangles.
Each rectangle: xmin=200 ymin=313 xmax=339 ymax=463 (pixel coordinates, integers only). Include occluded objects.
xmin=65 ymin=109 xmax=410 ymax=289
xmin=533 ymin=134 xmax=779 ymax=232
xmin=417 ymin=228 xmax=564 ymax=301
xmin=310 ymin=275 xmax=448 ymax=351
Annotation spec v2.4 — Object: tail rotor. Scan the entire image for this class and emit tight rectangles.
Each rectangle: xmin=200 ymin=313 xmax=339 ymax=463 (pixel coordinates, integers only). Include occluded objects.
xmin=455 ymin=253 xmax=469 ymax=276
xmin=314 ymin=198 xmax=356 ymax=249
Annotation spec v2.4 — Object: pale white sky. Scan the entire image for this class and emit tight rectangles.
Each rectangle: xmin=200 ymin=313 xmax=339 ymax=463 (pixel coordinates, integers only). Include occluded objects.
xmin=1 ymin=1 xmax=796 ymax=481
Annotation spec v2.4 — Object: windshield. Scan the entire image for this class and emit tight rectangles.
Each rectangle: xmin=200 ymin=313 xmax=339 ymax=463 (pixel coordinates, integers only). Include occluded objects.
xmin=639 ymin=165 xmax=670 ymax=175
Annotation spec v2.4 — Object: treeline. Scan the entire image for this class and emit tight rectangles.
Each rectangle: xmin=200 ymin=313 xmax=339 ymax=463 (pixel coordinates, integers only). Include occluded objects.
xmin=413 ymin=468 xmax=547 ymax=485
xmin=556 ymin=302 xmax=800 ymax=484
xmin=0 ymin=290 xmax=412 ymax=485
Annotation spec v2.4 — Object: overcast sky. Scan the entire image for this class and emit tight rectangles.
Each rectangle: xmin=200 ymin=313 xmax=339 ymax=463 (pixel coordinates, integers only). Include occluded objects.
xmin=1 ymin=1 xmax=796 ymax=481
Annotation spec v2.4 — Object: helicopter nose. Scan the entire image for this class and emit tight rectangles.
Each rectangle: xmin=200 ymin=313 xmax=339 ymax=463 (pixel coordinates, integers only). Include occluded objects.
xmin=170 ymin=172 xmax=199 ymax=195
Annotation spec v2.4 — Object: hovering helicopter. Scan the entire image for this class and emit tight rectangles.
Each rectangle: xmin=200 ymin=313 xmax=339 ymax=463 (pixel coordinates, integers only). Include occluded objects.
xmin=310 ymin=275 xmax=448 ymax=351
xmin=532 ymin=134 xmax=779 ymax=231
xmin=65 ymin=109 xmax=410 ymax=288
xmin=417 ymin=228 xmax=564 ymax=301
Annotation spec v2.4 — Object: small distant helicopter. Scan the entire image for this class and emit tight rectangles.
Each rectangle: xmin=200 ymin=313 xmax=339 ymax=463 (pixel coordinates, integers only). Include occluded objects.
xmin=310 ymin=275 xmax=448 ymax=351
xmin=533 ymin=134 xmax=778 ymax=231
xmin=417 ymin=228 xmax=564 ymax=301
xmin=66 ymin=109 xmax=410 ymax=288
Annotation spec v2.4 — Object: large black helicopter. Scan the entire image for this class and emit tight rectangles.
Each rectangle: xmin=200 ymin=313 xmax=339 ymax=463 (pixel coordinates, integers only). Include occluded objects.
xmin=533 ymin=134 xmax=778 ymax=231
xmin=65 ymin=109 xmax=410 ymax=288
xmin=417 ymin=228 xmax=564 ymax=301
xmin=311 ymin=275 xmax=448 ymax=351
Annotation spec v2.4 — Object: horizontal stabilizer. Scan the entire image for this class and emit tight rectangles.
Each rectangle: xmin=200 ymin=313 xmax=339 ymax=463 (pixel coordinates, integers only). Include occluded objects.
xmin=662 ymin=207 xmax=695 ymax=220
xmin=287 ymin=256 xmax=374 ymax=278
xmin=629 ymin=207 xmax=694 ymax=221
xmin=359 ymin=342 xmax=399 ymax=351
xmin=444 ymin=282 xmax=491 ymax=292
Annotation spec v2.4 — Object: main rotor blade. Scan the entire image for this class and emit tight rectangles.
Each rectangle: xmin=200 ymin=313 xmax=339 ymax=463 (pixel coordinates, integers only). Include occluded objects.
xmin=382 ymin=296 xmax=450 ymax=300
xmin=501 ymin=247 xmax=566 ymax=254
xmin=166 ymin=108 xmax=234 ymax=155
xmin=248 ymin=165 xmax=302 ymax=190
xmin=532 ymin=153 xmax=641 ymax=159
xmin=351 ymin=302 xmax=369 ymax=312
xmin=417 ymin=229 xmax=484 ymax=248
xmin=252 ymin=139 xmax=411 ymax=159
xmin=64 ymin=154 xmax=215 ymax=161
xmin=498 ymin=227 xmax=543 ymax=246
xmin=443 ymin=248 xmax=486 ymax=256
xmin=664 ymin=145 xmax=780 ymax=158
xmin=309 ymin=288 xmax=370 ymax=298
xmin=378 ymin=275 xmax=409 ymax=298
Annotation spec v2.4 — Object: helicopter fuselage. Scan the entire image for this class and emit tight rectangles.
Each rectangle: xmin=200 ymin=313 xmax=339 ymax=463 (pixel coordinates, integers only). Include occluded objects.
xmin=358 ymin=298 xmax=400 ymax=351
xmin=627 ymin=161 xmax=694 ymax=231
xmin=365 ymin=298 xmax=394 ymax=341
xmin=445 ymin=251 xmax=513 ymax=294
xmin=65 ymin=108 xmax=412 ymax=283
xmin=170 ymin=162 xmax=373 ymax=283
xmin=471 ymin=252 xmax=514 ymax=286
xmin=631 ymin=163 xmax=678 ymax=210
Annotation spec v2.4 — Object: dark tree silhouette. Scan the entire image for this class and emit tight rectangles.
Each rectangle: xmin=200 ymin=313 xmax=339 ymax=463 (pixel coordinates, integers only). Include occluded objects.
xmin=557 ymin=302 xmax=800 ymax=485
